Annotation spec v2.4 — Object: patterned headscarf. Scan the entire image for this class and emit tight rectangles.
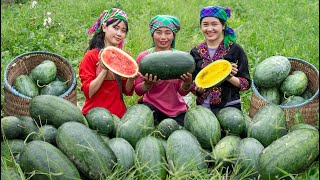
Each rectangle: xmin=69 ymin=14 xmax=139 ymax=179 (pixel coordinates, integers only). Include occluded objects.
xmin=200 ymin=6 xmax=236 ymax=47
xmin=149 ymin=15 xmax=181 ymax=48
xmin=87 ymin=8 xmax=128 ymax=49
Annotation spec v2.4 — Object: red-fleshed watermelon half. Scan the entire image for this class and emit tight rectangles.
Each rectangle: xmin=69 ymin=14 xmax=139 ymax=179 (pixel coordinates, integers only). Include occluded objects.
xmin=99 ymin=46 xmax=138 ymax=78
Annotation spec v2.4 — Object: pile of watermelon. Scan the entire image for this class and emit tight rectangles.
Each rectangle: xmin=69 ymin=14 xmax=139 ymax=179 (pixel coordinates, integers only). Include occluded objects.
xmin=13 ymin=60 xmax=68 ymax=98
xmin=253 ymin=56 xmax=313 ymax=106
xmin=1 ymin=94 xmax=319 ymax=179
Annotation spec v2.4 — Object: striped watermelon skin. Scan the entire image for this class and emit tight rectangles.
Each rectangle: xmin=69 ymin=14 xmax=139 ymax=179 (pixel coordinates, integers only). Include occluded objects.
xmin=19 ymin=140 xmax=81 ymax=179
xmin=259 ymin=86 xmax=281 ymax=104
xmin=33 ymin=125 xmax=57 ymax=145
xmin=29 ymin=95 xmax=88 ymax=128
xmin=1 ymin=116 xmax=23 ymax=140
xmin=86 ymin=107 xmax=114 ymax=135
xmin=40 ymin=80 xmax=68 ymax=96
xmin=280 ymin=70 xmax=308 ymax=97
xmin=30 ymin=60 xmax=57 ymax=85
xmin=280 ymin=96 xmax=305 ymax=106
xmin=166 ymin=130 xmax=207 ymax=173
xmin=157 ymin=118 xmax=180 ymax=139
xmin=56 ymin=121 xmax=117 ymax=180
xmin=139 ymin=50 xmax=195 ymax=80
xmin=117 ymin=104 xmax=154 ymax=147
xmin=135 ymin=136 xmax=167 ymax=179
xmin=237 ymin=138 xmax=264 ymax=178
xmin=17 ymin=116 xmax=38 ymax=141
xmin=108 ymin=138 xmax=135 ymax=172
xmin=253 ymin=56 xmax=291 ymax=88
xmin=1 ymin=139 xmax=25 ymax=161
xmin=289 ymin=123 xmax=318 ymax=132
xmin=213 ymin=135 xmax=241 ymax=167
xmin=258 ymin=128 xmax=319 ymax=179
xmin=216 ymin=107 xmax=246 ymax=136
xmin=249 ymin=104 xmax=287 ymax=147
xmin=13 ymin=75 xmax=39 ymax=97
xmin=184 ymin=105 xmax=221 ymax=149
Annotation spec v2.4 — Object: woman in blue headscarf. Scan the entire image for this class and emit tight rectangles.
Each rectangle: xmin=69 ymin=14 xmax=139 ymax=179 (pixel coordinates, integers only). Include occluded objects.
xmin=190 ymin=6 xmax=251 ymax=114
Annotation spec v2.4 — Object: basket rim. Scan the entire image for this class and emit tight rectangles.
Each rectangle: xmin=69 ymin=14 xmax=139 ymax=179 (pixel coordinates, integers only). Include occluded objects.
xmin=252 ymin=57 xmax=319 ymax=109
xmin=4 ymin=51 xmax=77 ymax=99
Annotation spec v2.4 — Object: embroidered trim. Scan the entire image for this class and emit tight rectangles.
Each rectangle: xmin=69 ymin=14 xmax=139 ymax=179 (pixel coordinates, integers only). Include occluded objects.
xmin=239 ymin=77 xmax=249 ymax=91
xmin=196 ymin=41 xmax=233 ymax=68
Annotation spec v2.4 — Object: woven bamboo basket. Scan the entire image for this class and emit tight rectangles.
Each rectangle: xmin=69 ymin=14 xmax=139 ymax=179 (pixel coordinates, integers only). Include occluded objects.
xmin=249 ymin=57 xmax=319 ymax=128
xmin=3 ymin=51 xmax=77 ymax=116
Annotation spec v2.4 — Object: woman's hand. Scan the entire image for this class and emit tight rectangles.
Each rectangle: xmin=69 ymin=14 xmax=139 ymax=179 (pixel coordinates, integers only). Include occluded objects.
xmin=228 ymin=63 xmax=238 ymax=78
xmin=180 ymin=73 xmax=193 ymax=91
xmin=142 ymin=73 xmax=160 ymax=91
xmin=195 ymin=86 xmax=206 ymax=94
xmin=180 ymin=73 xmax=192 ymax=84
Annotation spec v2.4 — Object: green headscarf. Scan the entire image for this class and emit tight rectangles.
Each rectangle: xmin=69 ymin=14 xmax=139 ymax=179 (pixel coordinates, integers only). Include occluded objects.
xmin=149 ymin=15 xmax=181 ymax=48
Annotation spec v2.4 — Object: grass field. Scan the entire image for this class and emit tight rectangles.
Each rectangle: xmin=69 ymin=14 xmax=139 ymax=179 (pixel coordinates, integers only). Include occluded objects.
xmin=1 ymin=0 xmax=319 ymax=112
xmin=1 ymin=0 xmax=319 ymax=179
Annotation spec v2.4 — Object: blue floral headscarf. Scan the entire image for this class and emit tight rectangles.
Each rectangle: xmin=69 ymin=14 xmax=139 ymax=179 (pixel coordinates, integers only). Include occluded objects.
xmin=200 ymin=6 xmax=236 ymax=47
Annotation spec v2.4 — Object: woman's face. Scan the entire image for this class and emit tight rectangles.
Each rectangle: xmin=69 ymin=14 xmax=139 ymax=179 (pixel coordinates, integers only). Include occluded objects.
xmin=152 ymin=27 xmax=174 ymax=50
xmin=201 ymin=17 xmax=224 ymax=42
xmin=103 ymin=20 xmax=127 ymax=47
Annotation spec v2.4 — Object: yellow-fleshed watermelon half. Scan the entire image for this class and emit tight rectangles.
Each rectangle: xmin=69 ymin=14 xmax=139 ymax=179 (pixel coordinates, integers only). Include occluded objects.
xmin=195 ymin=59 xmax=232 ymax=88
xmin=100 ymin=46 xmax=138 ymax=78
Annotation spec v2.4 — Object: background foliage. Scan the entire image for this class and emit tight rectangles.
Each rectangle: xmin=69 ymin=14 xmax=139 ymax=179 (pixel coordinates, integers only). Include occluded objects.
xmin=1 ymin=0 xmax=319 ymax=179
xmin=1 ymin=0 xmax=319 ymax=112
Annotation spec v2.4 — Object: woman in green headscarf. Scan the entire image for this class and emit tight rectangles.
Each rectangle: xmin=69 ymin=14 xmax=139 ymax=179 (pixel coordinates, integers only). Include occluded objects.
xmin=190 ymin=6 xmax=251 ymax=114
xmin=134 ymin=15 xmax=192 ymax=126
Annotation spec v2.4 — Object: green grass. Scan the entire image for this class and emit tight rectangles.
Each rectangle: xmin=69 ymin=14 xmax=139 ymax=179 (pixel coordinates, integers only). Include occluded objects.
xmin=1 ymin=0 xmax=319 ymax=179
xmin=1 ymin=0 xmax=319 ymax=112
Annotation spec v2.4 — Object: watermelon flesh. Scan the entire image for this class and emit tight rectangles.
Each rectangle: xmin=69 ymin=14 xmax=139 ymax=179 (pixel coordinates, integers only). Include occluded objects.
xmin=100 ymin=46 xmax=138 ymax=78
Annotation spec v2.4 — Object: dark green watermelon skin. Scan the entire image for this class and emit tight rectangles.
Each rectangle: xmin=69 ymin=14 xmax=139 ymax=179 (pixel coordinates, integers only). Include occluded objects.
xmin=13 ymin=75 xmax=39 ymax=97
xmin=280 ymin=71 xmax=308 ymax=97
xmin=40 ymin=80 xmax=68 ymax=96
xmin=258 ymin=129 xmax=319 ymax=179
xmin=29 ymin=60 xmax=57 ymax=85
xmin=139 ymin=50 xmax=195 ymax=80
xmin=166 ymin=130 xmax=207 ymax=173
xmin=259 ymin=86 xmax=281 ymax=104
xmin=1 ymin=116 xmax=23 ymax=140
xmin=18 ymin=116 xmax=38 ymax=141
xmin=19 ymin=140 xmax=81 ymax=180
xmin=185 ymin=105 xmax=221 ymax=149
xmin=1 ymin=139 xmax=25 ymax=159
xmin=118 ymin=104 xmax=154 ymax=147
xmin=237 ymin=138 xmax=264 ymax=178
xmin=301 ymin=88 xmax=314 ymax=100
xmin=56 ymin=121 xmax=117 ymax=180
xmin=249 ymin=104 xmax=287 ymax=147
xmin=29 ymin=95 xmax=88 ymax=128
xmin=253 ymin=56 xmax=291 ymax=88
xmin=135 ymin=136 xmax=167 ymax=179
xmin=289 ymin=123 xmax=318 ymax=132
xmin=108 ymin=138 xmax=135 ymax=172
xmin=33 ymin=125 xmax=57 ymax=145
xmin=280 ymin=96 xmax=305 ymax=106
xmin=213 ymin=135 xmax=241 ymax=167
xmin=157 ymin=118 xmax=180 ymax=139
xmin=86 ymin=107 xmax=114 ymax=135
xmin=216 ymin=107 xmax=246 ymax=136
